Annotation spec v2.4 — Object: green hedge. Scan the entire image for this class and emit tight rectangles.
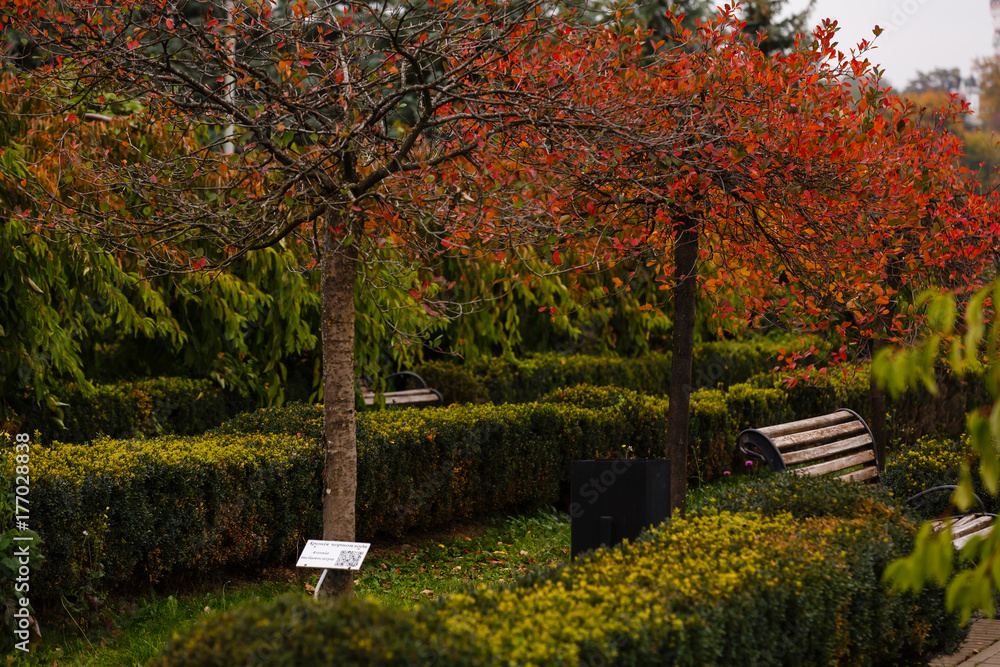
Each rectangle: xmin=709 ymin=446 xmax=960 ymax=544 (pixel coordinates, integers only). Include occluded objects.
xmin=13 ymin=397 xmax=670 ymax=599
xmin=415 ymin=337 xmax=824 ymax=405
xmin=745 ymin=365 xmax=870 ymax=423
xmin=18 ymin=372 xmax=986 ymax=604
xmin=153 ymin=476 xmax=963 ymax=666
xmin=215 ymin=398 xmax=671 ymax=538
xmin=14 ymin=377 xmax=254 ymax=444
xmin=3 ymin=433 xmax=323 ymax=597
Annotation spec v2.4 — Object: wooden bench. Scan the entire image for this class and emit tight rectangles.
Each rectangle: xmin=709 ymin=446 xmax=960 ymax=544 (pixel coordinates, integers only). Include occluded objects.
xmin=739 ymin=409 xmax=995 ymax=548
xmin=738 ymin=409 xmax=881 ymax=484
xmin=361 ymin=371 xmax=443 ymax=408
xmin=906 ymin=485 xmax=995 ymax=549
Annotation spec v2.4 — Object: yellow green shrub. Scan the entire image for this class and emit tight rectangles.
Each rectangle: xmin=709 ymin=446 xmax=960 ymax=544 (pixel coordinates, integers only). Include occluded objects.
xmin=884 ymin=434 xmax=997 ymax=516
xmin=416 ymin=337 xmax=822 ymax=406
xmin=153 ymin=477 xmax=963 ymax=666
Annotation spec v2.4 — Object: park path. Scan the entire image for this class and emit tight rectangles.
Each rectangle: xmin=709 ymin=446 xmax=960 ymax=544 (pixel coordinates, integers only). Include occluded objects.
xmin=932 ymin=619 xmax=1000 ymax=666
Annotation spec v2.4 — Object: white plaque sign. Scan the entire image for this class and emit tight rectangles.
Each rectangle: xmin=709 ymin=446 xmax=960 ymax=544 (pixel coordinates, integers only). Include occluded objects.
xmin=296 ymin=540 xmax=371 ymax=571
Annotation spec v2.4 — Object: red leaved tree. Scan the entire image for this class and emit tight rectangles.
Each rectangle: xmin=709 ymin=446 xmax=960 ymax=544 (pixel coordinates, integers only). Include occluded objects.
xmin=434 ymin=10 xmax=1000 ymax=509
xmin=4 ymin=0 xmax=703 ymax=596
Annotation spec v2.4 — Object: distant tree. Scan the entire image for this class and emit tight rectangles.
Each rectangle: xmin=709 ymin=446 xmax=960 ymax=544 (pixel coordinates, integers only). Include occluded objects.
xmin=903 ymin=67 xmax=1000 ymax=191
xmin=740 ymin=0 xmax=816 ymax=55
xmin=906 ymin=68 xmax=964 ymax=95
xmin=631 ymin=0 xmax=714 ymax=47
xmin=974 ymin=54 xmax=1000 ymax=131
xmin=633 ymin=0 xmax=816 ymax=54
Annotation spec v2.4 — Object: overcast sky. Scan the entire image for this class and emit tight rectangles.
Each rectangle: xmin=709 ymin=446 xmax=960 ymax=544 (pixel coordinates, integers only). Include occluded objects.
xmin=784 ymin=0 xmax=995 ymax=91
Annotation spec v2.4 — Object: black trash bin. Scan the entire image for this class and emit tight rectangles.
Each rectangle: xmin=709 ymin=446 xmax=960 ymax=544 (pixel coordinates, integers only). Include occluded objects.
xmin=569 ymin=459 xmax=671 ymax=558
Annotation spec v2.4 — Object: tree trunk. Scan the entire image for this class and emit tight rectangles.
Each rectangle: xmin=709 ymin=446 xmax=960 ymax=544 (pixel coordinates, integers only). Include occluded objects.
xmin=666 ymin=215 xmax=698 ymax=517
xmin=869 ymin=255 xmax=900 ymax=473
xmin=869 ymin=344 xmax=887 ymax=471
xmin=317 ymin=223 xmax=359 ymax=598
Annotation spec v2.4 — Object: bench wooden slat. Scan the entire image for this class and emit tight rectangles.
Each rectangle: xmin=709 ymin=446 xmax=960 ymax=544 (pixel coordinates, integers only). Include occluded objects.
xmin=931 ymin=514 xmax=978 ymax=533
xmin=772 ymin=421 xmax=868 ymax=451
xmin=953 ymin=515 xmax=995 ymax=539
xmin=782 ymin=433 xmax=874 ymax=466
xmin=792 ymin=449 xmax=875 ymax=478
xmin=755 ymin=411 xmax=855 ymax=438
xmin=953 ymin=524 xmax=995 ymax=550
xmin=362 ymin=389 xmax=440 ymax=406
xmin=364 ymin=389 xmax=436 ymax=398
xmin=835 ymin=465 xmax=880 ymax=484
xmin=932 ymin=514 xmax=996 ymax=540
xmin=384 ymin=394 xmax=439 ymax=406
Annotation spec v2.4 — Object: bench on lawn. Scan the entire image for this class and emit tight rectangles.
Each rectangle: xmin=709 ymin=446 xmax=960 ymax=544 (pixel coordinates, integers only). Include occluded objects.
xmin=361 ymin=371 xmax=443 ymax=408
xmin=739 ymin=409 xmax=995 ymax=548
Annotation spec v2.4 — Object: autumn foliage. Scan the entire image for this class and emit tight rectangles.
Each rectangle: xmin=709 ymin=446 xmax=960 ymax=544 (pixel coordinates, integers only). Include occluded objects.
xmin=4 ymin=0 xmax=999 ymax=574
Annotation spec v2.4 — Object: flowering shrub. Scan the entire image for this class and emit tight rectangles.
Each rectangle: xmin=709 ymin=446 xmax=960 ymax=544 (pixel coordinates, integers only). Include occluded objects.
xmin=883 ymin=435 xmax=995 ymax=516
xmin=152 ymin=477 xmax=963 ymax=666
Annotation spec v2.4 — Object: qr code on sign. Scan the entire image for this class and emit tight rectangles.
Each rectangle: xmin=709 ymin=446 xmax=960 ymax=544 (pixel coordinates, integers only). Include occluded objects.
xmin=334 ymin=549 xmax=364 ymax=569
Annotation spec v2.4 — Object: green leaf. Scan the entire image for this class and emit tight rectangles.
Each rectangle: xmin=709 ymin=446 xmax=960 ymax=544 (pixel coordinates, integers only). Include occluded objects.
xmin=955 ymin=463 xmax=977 ymax=511
xmin=927 ymin=291 xmax=957 ymax=334
xmin=969 ymin=412 xmax=999 ymax=495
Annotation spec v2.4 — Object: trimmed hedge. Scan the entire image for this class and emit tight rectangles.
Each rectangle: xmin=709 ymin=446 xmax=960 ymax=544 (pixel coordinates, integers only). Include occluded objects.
xmin=746 ymin=365 xmax=871 ymax=423
xmin=223 ymin=385 xmax=766 ymax=509
xmin=15 ymin=377 xmax=254 ymax=444
xmin=17 ymin=373 xmax=989 ymax=604
xmin=153 ymin=476 xmax=963 ymax=666
xmin=3 ymin=433 xmax=322 ymax=597
xmin=415 ymin=337 xmax=823 ymax=406
xmin=12 ymin=397 xmax=671 ymax=598
xmin=215 ymin=399 xmax=671 ymax=537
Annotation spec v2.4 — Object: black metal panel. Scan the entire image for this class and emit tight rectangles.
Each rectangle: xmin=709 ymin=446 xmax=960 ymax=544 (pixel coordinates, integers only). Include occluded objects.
xmin=569 ymin=459 xmax=670 ymax=559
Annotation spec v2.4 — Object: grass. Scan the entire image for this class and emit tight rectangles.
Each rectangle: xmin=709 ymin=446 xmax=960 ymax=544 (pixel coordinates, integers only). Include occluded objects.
xmin=8 ymin=508 xmax=571 ymax=666
xmin=686 ymin=460 xmax=767 ymax=508
xmin=8 ymin=581 xmax=301 ymax=667
xmin=354 ymin=507 xmax=570 ymax=608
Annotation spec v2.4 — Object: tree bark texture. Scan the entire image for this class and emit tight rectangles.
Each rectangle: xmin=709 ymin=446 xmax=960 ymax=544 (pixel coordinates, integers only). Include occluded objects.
xmin=869 ymin=256 xmax=900 ymax=472
xmin=318 ymin=223 xmax=359 ymax=598
xmin=869 ymin=347 xmax=887 ymax=471
xmin=666 ymin=215 xmax=698 ymax=517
